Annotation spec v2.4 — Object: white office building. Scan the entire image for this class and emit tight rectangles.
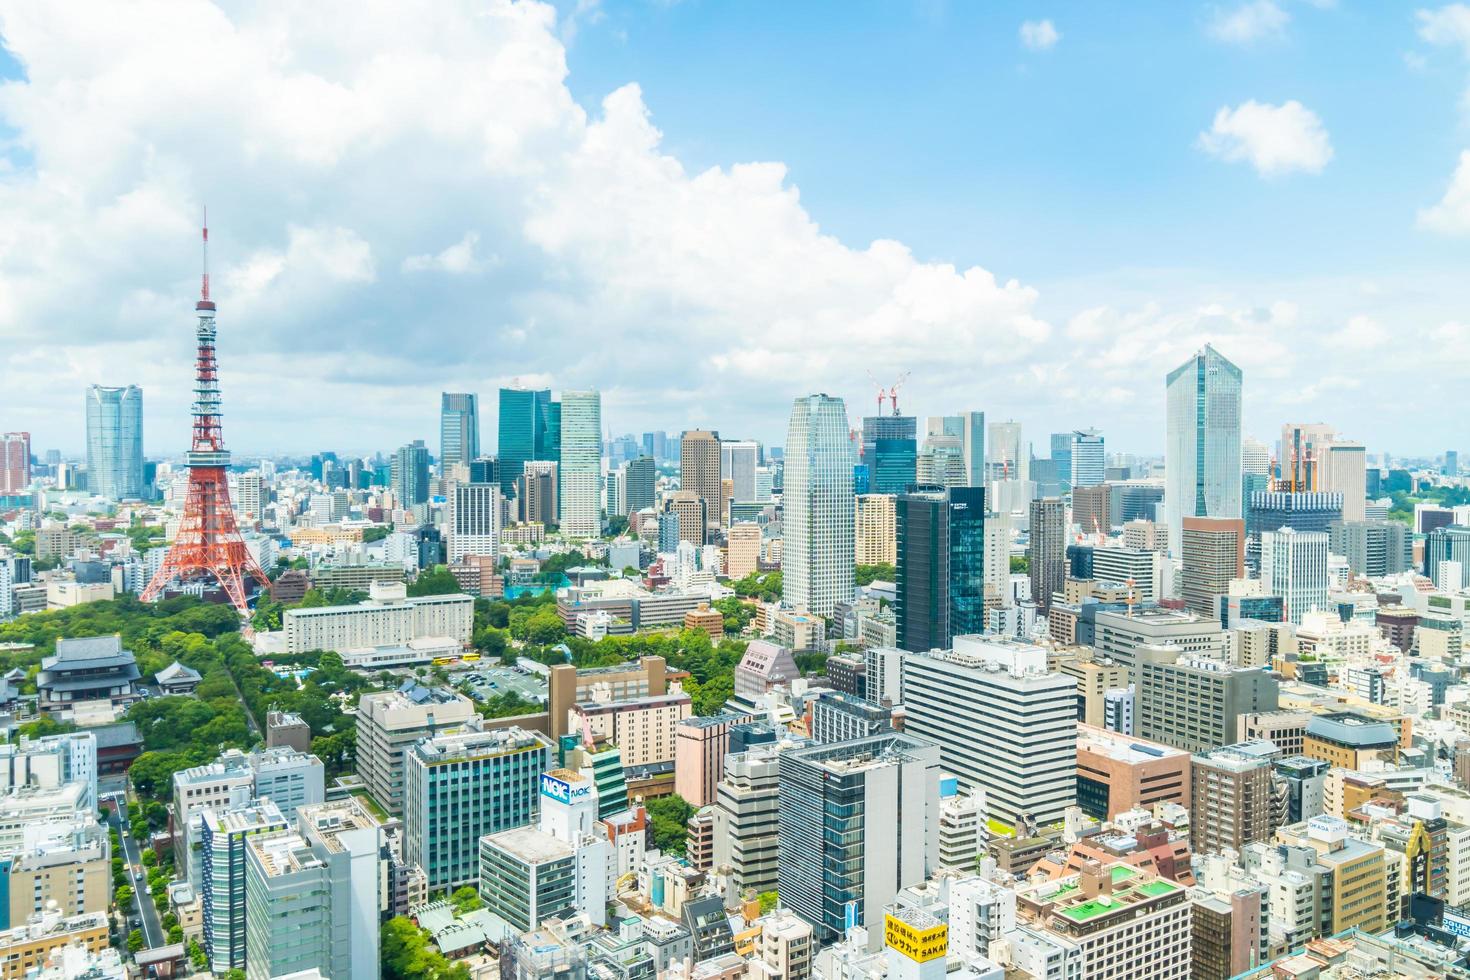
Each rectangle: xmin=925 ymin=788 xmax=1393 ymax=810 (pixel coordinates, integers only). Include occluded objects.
xmin=1262 ymin=528 xmax=1330 ymax=625
xmin=446 ymin=482 xmax=501 ymax=563
xmin=1164 ymin=344 xmax=1242 ymax=557
xmin=282 ymin=581 xmax=472 ymax=655
xmin=559 ymin=391 xmax=603 ymax=538
xmin=901 ymin=636 xmax=1077 ymax=827
xmin=782 ymin=394 xmax=854 ymax=617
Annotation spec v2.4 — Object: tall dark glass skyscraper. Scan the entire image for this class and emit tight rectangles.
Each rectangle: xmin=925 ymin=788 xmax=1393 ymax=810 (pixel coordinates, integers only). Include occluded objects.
xmin=896 ymin=486 xmax=986 ymax=652
xmin=861 ymin=414 xmax=917 ymax=494
xmin=623 ymin=455 xmax=656 ymax=514
xmin=497 ymin=387 xmax=552 ymax=495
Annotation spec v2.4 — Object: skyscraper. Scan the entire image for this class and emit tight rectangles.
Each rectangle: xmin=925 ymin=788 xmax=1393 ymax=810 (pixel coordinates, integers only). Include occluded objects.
xmin=959 ymin=411 xmax=986 ymax=487
xmin=558 ymin=390 xmax=602 ymax=538
xmin=390 ymin=440 xmax=430 ymax=508
xmin=497 ymin=387 xmax=551 ymax=495
xmin=1180 ymin=517 xmax=1245 ymax=617
xmin=447 ymin=483 xmax=501 ymax=562
xmin=1048 ymin=432 xmax=1072 ymax=494
xmin=680 ymin=430 xmax=722 ymax=529
xmin=1261 ymin=528 xmax=1329 ymax=625
xmin=623 ymin=455 xmax=656 ymax=515
xmin=1028 ymin=497 xmax=1066 ymax=613
xmin=0 ymin=432 xmax=30 ymax=494
xmin=1070 ymin=429 xmax=1105 ymax=488
xmin=783 ymin=394 xmax=855 ymax=617
xmin=896 ymin=487 xmax=986 ymax=652
xmin=862 ymin=414 xmax=918 ymax=494
xmin=987 ymin=419 xmax=1026 ymax=483
xmin=1164 ymin=345 xmax=1242 ymax=557
xmin=1319 ymin=442 xmax=1367 ymax=523
xmin=85 ymin=384 xmax=144 ymax=500
xmin=439 ymin=392 xmax=479 ymax=469
xmin=721 ymin=440 xmax=760 ymax=503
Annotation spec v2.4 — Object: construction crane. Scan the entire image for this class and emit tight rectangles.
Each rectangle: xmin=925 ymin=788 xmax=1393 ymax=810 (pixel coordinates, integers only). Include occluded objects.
xmin=865 ymin=371 xmax=887 ymax=417
xmin=887 ymin=371 xmax=912 ymax=416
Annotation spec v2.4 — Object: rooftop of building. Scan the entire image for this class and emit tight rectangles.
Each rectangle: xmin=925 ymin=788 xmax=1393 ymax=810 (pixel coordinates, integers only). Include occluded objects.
xmin=1076 ymin=725 xmax=1188 ymax=763
xmin=678 ymin=712 xmax=752 ymax=730
xmin=1305 ymin=712 xmax=1399 ymax=748
xmin=481 ymin=824 xmax=576 ymax=864
xmin=248 ymin=830 xmax=322 ymax=878
xmin=573 ymin=691 xmax=691 ymax=715
xmin=411 ymin=725 xmax=548 ymax=763
xmin=786 ymin=732 xmax=934 ymax=774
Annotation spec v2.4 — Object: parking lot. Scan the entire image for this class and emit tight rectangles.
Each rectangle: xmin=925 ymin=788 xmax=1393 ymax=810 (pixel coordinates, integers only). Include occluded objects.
xmin=455 ymin=664 xmax=547 ymax=704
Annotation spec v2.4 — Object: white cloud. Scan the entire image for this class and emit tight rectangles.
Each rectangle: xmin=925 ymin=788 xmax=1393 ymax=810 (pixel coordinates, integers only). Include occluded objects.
xmin=1019 ymin=19 xmax=1060 ymax=51
xmin=1332 ymin=314 xmax=1388 ymax=350
xmin=1207 ymin=1 xmax=1290 ymax=43
xmin=1419 ymin=149 xmax=1470 ymax=233
xmin=402 ymin=232 xmax=496 ymax=274
xmin=1196 ymin=100 xmax=1334 ymax=176
xmin=1418 ymin=4 xmax=1470 ymax=56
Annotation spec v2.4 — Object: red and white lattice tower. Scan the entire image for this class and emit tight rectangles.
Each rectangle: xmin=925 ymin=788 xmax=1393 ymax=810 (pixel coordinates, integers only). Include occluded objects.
xmin=141 ymin=219 xmax=269 ymax=614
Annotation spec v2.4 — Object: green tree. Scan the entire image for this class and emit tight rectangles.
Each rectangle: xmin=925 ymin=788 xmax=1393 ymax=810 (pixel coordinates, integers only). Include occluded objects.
xmin=115 ymin=884 xmax=134 ymax=909
xmin=449 ymin=885 xmax=483 ymax=913
xmin=127 ymin=930 xmax=145 ymax=953
xmin=1009 ymin=555 xmax=1029 ymax=574
xmin=526 ymin=606 xmax=567 ymax=645
xmin=758 ymin=890 xmax=779 ymax=914
xmin=408 ymin=566 xmax=461 ymax=597
xmin=381 ymin=916 xmax=471 ymax=980
xmin=188 ymin=939 xmax=208 ymax=970
xmin=645 ymin=794 xmax=696 ymax=855
xmin=854 ymin=563 xmax=894 ymax=586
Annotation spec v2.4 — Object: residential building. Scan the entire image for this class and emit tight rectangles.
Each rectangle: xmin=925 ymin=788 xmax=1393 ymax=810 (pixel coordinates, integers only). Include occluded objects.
xmin=1190 ymin=747 xmax=1282 ymax=854
xmin=783 ymin=394 xmax=855 ymax=617
xmin=1164 ymin=344 xmax=1243 ymax=557
xmin=855 ymin=494 xmax=897 ymax=565
xmin=1028 ymin=497 xmax=1066 ymax=614
xmin=0 ymin=433 xmax=30 ymax=494
xmin=674 ymin=713 xmax=750 ymax=807
xmin=446 ymin=482 xmax=500 ymax=563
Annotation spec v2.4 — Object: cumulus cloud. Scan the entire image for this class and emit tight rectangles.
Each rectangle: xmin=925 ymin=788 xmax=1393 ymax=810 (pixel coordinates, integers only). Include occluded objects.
xmin=1419 ymin=150 xmax=1470 ymax=233
xmin=1019 ymin=20 xmax=1060 ymax=51
xmin=402 ymin=232 xmax=496 ymax=274
xmin=1418 ymin=4 xmax=1470 ymax=56
xmin=1197 ymin=100 xmax=1334 ymax=176
xmin=1207 ymin=1 xmax=1290 ymax=43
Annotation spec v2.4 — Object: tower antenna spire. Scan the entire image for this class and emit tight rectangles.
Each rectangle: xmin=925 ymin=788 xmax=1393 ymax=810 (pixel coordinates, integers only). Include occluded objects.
xmin=200 ymin=206 xmax=210 ymax=304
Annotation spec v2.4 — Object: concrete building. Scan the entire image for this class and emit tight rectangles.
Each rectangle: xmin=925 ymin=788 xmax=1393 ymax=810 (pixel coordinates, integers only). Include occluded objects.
xmin=202 ymin=800 xmax=289 ymax=975
xmin=1090 ymin=606 xmax=1224 ymax=673
xmin=1180 ymin=517 xmax=1245 ymax=617
xmin=446 ymin=482 xmax=501 ymax=563
xmin=355 ymin=682 xmax=477 ymax=815
xmin=710 ymin=743 xmax=786 ymax=896
xmin=1028 ymin=497 xmax=1067 ymax=614
xmin=243 ymin=798 xmax=382 ymax=980
xmin=1075 ymin=725 xmax=1191 ymax=821
xmin=725 ymin=522 xmax=762 ymax=579
xmin=281 ymin=581 xmax=472 ymax=655
xmin=674 ymin=713 xmax=750 ymax=807
xmin=902 ymin=636 xmax=1077 ymax=827
xmin=733 ymin=640 xmax=800 ymax=705
xmin=1261 ymin=528 xmax=1329 ymax=625
xmin=559 ymin=390 xmax=603 ymax=538
xmin=402 ymin=726 xmax=551 ymax=889
xmin=2 ymin=819 xmax=109 ymax=930
xmin=0 ymin=731 xmax=97 ymax=811
xmin=1329 ymin=520 xmax=1412 ymax=578
xmin=1189 ymin=747 xmax=1282 ymax=854
xmin=778 ymin=734 xmax=941 ymax=945
xmin=680 ymin=430 xmax=723 ymax=533
xmin=855 ymin=494 xmax=898 ymax=566
xmin=0 ymin=909 xmax=109 ymax=980
xmin=1135 ymin=645 xmax=1279 ymax=753
xmin=810 ymin=691 xmax=892 ymax=744
xmin=569 ymin=691 xmax=691 ymax=769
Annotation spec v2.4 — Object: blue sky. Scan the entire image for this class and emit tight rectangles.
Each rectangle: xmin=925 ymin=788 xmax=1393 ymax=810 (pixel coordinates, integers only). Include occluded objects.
xmin=2 ymin=1 xmax=1469 ymax=457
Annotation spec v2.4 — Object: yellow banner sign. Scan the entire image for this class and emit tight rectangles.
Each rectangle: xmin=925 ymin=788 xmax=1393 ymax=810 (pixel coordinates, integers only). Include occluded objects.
xmin=885 ymin=914 xmax=947 ymax=963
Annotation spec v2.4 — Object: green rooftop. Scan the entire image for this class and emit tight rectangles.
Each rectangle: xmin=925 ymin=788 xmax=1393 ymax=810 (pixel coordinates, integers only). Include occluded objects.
xmin=1058 ymin=897 xmax=1121 ymax=922
xmin=1109 ymin=866 xmax=1137 ymax=883
xmin=1137 ymin=879 xmax=1179 ymax=897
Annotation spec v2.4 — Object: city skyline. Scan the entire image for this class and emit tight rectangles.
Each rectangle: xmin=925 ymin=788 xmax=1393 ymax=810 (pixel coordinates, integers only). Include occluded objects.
xmin=4 ymin=2 xmax=1470 ymax=454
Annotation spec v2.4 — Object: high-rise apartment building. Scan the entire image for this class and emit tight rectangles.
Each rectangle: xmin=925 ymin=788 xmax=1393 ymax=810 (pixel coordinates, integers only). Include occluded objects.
xmin=855 ymin=494 xmax=897 ymax=566
xmin=84 ymin=385 xmax=144 ymax=500
xmin=438 ymin=392 xmax=480 ymax=469
xmin=390 ymin=440 xmax=430 ymax=508
xmin=680 ymin=430 xmax=722 ymax=529
xmin=447 ymin=482 xmax=501 ymax=562
xmin=1070 ymin=429 xmax=1105 ymax=488
xmin=497 ymin=387 xmax=553 ymax=495
xmin=1319 ymin=442 xmax=1366 ymax=523
xmin=664 ymin=490 xmax=707 ymax=548
xmin=0 ymin=432 xmax=29 ymax=494
xmin=558 ymin=390 xmax=602 ymax=538
xmin=1180 ymin=517 xmax=1245 ymax=616
xmin=902 ymin=636 xmax=1077 ymax=826
xmin=862 ymin=414 xmax=918 ymax=495
xmin=1190 ymin=747 xmax=1281 ymax=855
xmin=1262 ymin=528 xmax=1329 ymax=625
xmin=1164 ymin=345 xmax=1242 ymax=557
xmin=403 ymin=726 xmax=551 ymax=889
xmin=778 ymin=733 xmax=940 ymax=945
xmin=1028 ymin=497 xmax=1066 ymax=613
xmin=783 ymin=394 xmax=854 ymax=617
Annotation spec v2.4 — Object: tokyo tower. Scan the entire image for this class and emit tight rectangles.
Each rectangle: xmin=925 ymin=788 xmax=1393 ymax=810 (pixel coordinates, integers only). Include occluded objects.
xmin=141 ymin=219 xmax=270 ymax=614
